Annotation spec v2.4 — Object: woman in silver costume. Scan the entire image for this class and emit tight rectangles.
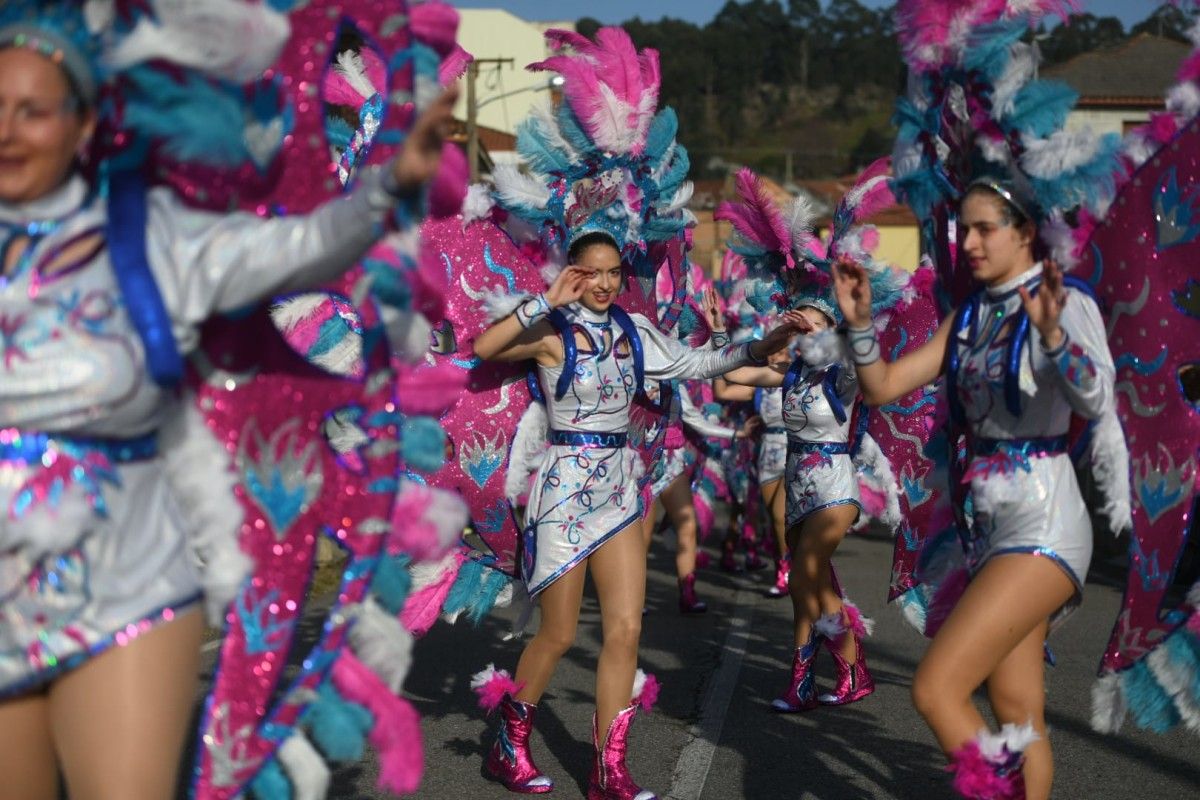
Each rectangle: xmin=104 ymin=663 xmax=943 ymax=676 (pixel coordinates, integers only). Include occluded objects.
xmin=833 ymin=181 xmax=1117 ymax=800
xmin=473 ymin=232 xmax=796 ymax=798
xmin=722 ymin=300 xmax=876 ymax=713
xmin=0 ymin=28 xmax=456 ymax=799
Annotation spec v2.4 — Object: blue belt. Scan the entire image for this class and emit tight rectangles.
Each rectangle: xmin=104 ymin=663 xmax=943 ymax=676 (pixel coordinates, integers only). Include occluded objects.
xmin=764 ymin=427 xmax=786 ymax=435
xmin=787 ymin=440 xmax=849 ymax=456
xmin=549 ymin=430 xmax=627 ymax=448
xmin=0 ymin=429 xmax=159 ymax=464
xmin=972 ymin=435 xmax=1067 ymax=458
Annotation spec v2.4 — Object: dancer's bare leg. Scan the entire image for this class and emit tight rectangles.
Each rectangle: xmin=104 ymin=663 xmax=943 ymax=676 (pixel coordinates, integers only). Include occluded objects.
xmin=514 ymin=558 xmax=587 ymax=704
xmin=0 ymin=689 xmax=58 ymax=800
xmin=51 ymin=607 xmax=204 ymax=800
xmin=660 ymin=473 xmax=699 ymax=578
xmin=786 ymin=503 xmax=858 ymax=649
xmin=911 ymin=554 xmax=1074 ymax=800
xmin=987 ymin=617 xmax=1053 ymax=800
xmin=588 ymin=523 xmax=648 ymax=736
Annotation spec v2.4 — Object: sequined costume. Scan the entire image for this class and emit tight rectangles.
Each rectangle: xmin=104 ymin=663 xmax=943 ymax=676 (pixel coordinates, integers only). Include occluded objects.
xmin=782 ymin=355 xmax=861 ymax=530
xmin=522 ymin=305 xmax=756 ymax=596
xmin=647 ymin=384 xmax=737 ymax=498
xmin=756 ymin=386 xmax=787 ymax=485
xmin=951 ymin=263 xmax=1115 ymax=620
xmin=0 ymin=169 xmax=399 ymax=695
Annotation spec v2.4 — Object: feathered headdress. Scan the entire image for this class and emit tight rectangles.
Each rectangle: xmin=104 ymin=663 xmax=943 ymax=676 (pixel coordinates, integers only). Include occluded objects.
xmin=715 ymin=162 xmax=911 ymax=325
xmin=891 ymin=0 xmax=1123 ymax=279
xmin=467 ymin=26 xmax=692 ymax=272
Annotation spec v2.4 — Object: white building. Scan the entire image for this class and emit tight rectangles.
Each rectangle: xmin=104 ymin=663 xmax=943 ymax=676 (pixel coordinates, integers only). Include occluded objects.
xmin=452 ymin=9 xmax=574 ymax=166
xmin=1043 ymin=34 xmax=1190 ymax=137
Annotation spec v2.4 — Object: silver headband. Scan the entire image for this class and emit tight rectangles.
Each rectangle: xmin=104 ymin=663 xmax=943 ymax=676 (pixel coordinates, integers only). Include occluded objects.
xmin=0 ymin=24 xmax=97 ymax=106
xmin=966 ymin=177 xmax=1035 ymax=223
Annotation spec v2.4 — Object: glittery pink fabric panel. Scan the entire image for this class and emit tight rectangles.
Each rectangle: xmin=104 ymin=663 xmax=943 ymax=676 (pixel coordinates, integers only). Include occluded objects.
xmin=1088 ymin=118 xmax=1200 ymax=673
xmin=868 ymin=267 xmax=954 ymax=603
xmin=191 ymin=3 xmax=415 ymax=798
xmin=421 ymin=216 xmax=535 ymax=575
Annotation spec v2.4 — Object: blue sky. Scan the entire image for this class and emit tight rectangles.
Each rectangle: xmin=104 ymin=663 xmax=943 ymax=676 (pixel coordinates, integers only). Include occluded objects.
xmin=449 ymin=1 xmax=1159 ymax=28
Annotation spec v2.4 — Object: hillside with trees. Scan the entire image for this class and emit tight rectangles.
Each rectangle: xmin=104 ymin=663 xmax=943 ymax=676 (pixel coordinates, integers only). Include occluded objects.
xmin=576 ymin=1 xmax=1195 ymax=181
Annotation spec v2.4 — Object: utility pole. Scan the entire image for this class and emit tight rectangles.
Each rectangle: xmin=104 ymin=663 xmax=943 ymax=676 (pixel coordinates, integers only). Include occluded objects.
xmin=466 ymin=57 xmax=515 ymax=182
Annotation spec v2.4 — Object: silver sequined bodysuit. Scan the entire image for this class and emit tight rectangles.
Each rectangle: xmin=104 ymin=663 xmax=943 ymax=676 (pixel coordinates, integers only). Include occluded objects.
xmin=782 ymin=358 xmax=861 ymax=529
xmin=954 ymin=263 xmax=1116 ymax=620
xmin=757 ymin=387 xmax=786 ymax=485
xmin=0 ymin=171 xmax=398 ymax=693
xmin=523 ymin=305 xmax=754 ymax=595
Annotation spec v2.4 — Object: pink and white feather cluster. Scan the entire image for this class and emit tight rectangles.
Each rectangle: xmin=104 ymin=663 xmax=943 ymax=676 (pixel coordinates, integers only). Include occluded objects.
xmin=895 ymin=0 xmax=1079 ymax=70
xmin=530 ymin=27 xmax=661 ymax=155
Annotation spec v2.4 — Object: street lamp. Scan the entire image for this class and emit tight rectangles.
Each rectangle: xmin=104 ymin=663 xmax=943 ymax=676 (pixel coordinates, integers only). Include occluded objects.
xmin=466 ymin=67 xmax=565 ymax=181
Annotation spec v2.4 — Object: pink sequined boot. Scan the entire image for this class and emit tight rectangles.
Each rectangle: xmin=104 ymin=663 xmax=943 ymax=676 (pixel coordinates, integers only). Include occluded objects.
xmin=483 ymin=697 xmax=554 ymax=793
xmin=473 ymin=665 xmax=553 ymax=793
xmin=677 ymin=572 xmax=707 ymax=614
xmin=817 ymin=603 xmax=875 ymax=706
xmin=946 ymin=724 xmax=1036 ymax=799
xmin=770 ymin=636 xmax=819 ymax=712
xmin=766 ymin=553 xmax=790 ymax=597
xmin=587 ymin=671 xmax=659 ymax=800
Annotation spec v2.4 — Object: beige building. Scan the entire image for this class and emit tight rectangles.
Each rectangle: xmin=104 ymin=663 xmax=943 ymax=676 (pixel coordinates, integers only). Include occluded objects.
xmin=1043 ymin=34 xmax=1188 ymax=137
xmin=453 ymin=9 xmax=574 ymax=165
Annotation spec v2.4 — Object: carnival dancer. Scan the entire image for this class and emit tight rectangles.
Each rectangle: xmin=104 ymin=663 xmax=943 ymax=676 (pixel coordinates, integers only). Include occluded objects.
xmin=715 ymin=352 xmax=790 ymax=596
xmin=473 ymin=227 xmax=797 ymax=796
xmin=834 ymin=180 xmax=1117 ymax=799
xmin=640 ymin=288 xmax=760 ymax=614
xmin=714 ymin=166 xmax=909 ymax=714
xmin=0 ymin=4 xmax=461 ymax=797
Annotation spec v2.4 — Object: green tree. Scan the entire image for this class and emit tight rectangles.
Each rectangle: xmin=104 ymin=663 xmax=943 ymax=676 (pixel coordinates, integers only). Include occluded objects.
xmin=1040 ymin=14 xmax=1126 ymax=64
xmin=1130 ymin=3 xmax=1194 ymax=42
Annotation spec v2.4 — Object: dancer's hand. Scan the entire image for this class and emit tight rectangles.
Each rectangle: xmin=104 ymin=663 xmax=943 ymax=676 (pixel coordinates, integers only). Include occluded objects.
xmin=753 ymin=314 xmax=800 ymax=360
xmin=833 ymin=256 xmax=873 ymax=329
xmin=702 ymin=287 xmax=725 ymax=332
xmin=1019 ymin=259 xmax=1067 ymax=349
xmin=546 ymin=266 xmax=592 ymax=308
xmin=780 ymin=309 xmax=815 ymax=335
xmin=390 ymin=86 xmax=460 ymax=196
xmin=739 ymin=416 xmax=762 ymax=439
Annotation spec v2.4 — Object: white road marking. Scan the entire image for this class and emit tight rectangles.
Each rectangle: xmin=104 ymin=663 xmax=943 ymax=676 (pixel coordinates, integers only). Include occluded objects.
xmin=666 ymin=587 xmax=759 ymax=800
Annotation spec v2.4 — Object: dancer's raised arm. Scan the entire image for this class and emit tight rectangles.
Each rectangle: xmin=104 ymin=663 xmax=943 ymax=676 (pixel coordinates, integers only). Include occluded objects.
xmin=833 ymin=259 xmax=952 ymax=406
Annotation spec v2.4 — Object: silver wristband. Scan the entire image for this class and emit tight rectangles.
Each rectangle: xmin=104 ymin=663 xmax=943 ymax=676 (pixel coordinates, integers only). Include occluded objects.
xmin=711 ymin=330 xmax=731 ymax=347
xmin=515 ymin=293 xmax=551 ymax=328
xmin=846 ymin=324 xmax=881 ymax=366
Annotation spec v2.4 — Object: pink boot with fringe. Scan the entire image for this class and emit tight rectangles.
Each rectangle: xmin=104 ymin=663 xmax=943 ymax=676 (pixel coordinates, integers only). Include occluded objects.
xmin=677 ymin=572 xmax=707 ymax=614
xmin=472 ymin=665 xmax=553 ymax=794
xmin=816 ymin=602 xmax=876 ymax=706
xmin=946 ymin=724 xmax=1036 ymax=799
xmin=587 ymin=670 xmax=659 ymax=800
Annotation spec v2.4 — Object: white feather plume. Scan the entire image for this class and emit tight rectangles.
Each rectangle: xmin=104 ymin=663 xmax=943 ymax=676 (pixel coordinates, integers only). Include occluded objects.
xmin=462 ymin=183 xmax=495 ymax=226
xmin=277 ymin=731 xmax=331 ymax=800
xmin=1148 ymin=638 xmax=1200 ymax=733
xmin=493 ymin=164 xmax=551 ymax=210
xmin=161 ymin=395 xmax=252 ymax=625
xmin=1040 ymin=213 xmax=1080 ymax=269
xmin=785 ymin=194 xmax=818 ymax=253
xmin=1020 ymin=128 xmax=1102 ymax=179
xmin=976 ymin=722 xmax=1039 ymax=760
xmin=1090 ymin=672 xmax=1126 ymax=733
xmin=1121 ymin=129 xmax=1158 ymax=172
xmin=657 ymin=182 xmax=694 ymax=215
xmin=529 ymin=101 xmax=580 ymax=162
xmin=1167 ymin=82 xmax=1200 ymax=121
xmin=348 ymin=598 xmax=414 ymax=693
xmin=481 ymin=289 xmax=533 ymax=323
xmin=813 ymin=611 xmax=845 ymax=640
xmin=104 ymin=0 xmax=291 ymax=82
xmin=506 ymin=403 xmax=550 ymax=503
xmin=993 ymin=42 xmax=1037 ymax=120
xmin=797 ymin=329 xmax=846 ymax=369
xmin=334 ymin=50 xmax=379 ymax=101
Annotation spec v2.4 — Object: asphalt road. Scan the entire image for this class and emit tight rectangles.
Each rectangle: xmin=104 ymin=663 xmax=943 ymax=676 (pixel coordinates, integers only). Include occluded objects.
xmin=196 ymin=526 xmax=1199 ymax=799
